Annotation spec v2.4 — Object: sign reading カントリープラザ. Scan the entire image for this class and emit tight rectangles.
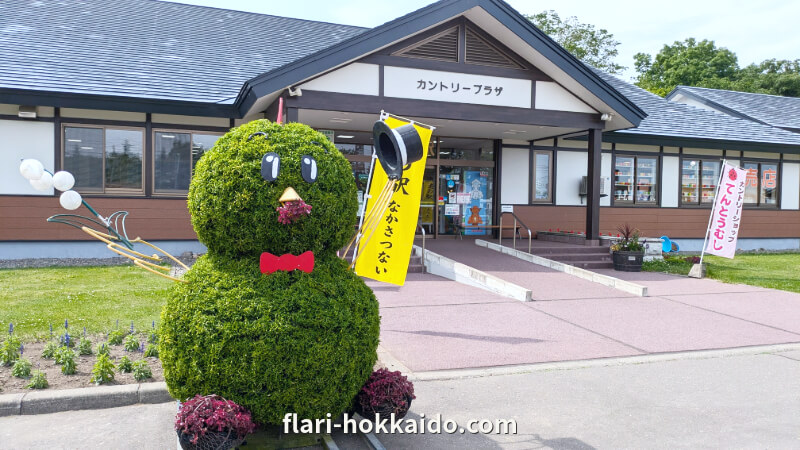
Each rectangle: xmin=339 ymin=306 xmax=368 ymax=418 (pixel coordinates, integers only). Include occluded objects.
xmin=704 ymin=163 xmax=747 ymax=259
xmin=383 ymin=66 xmax=532 ymax=108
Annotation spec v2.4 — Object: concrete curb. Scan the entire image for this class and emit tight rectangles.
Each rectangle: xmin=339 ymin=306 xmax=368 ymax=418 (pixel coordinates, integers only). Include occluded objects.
xmin=409 ymin=342 xmax=800 ymax=382
xmin=414 ymin=245 xmax=532 ymax=301
xmin=475 ymin=239 xmax=649 ymax=297
xmin=0 ymin=382 xmax=173 ymax=417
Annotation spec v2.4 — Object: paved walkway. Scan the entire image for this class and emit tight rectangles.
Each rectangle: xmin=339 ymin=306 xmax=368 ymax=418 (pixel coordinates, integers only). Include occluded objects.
xmin=4 ymin=350 xmax=799 ymax=449
xmin=370 ymin=240 xmax=800 ymax=373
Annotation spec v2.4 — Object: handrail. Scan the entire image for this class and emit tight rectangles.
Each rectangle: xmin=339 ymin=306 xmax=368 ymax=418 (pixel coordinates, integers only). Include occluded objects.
xmin=417 ymin=223 xmax=426 ymax=274
xmin=498 ymin=211 xmax=532 ymax=254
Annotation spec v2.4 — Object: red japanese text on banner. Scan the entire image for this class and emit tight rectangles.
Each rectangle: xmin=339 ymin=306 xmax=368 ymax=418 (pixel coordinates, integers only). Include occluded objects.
xmin=704 ymin=163 xmax=747 ymax=259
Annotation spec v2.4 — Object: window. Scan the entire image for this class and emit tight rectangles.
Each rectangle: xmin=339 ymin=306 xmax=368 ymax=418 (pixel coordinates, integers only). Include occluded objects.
xmin=681 ymin=159 xmax=720 ymax=205
xmin=154 ymin=131 xmax=221 ymax=193
xmin=532 ymin=150 xmax=552 ymax=202
xmin=614 ymin=155 xmax=657 ymax=205
xmin=64 ymin=126 xmax=144 ymax=192
xmin=743 ymin=162 xmax=779 ymax=206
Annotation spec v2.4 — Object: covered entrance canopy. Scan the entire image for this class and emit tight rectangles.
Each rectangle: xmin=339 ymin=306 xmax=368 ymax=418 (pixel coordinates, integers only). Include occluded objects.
xmin=236 ymin=0 xmax=646 ymax=242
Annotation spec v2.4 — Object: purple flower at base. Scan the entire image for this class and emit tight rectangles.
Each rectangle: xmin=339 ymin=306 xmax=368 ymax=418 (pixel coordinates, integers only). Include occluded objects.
xmin=83 ymin=327 xmax=87 ymax=337
xmin=19 ymin=344 xmax=24 ymax=355
xmin=49 ymin=323 xmax=53 ymax=337
xmin=152 ymin=321 xmax=155 ymax=329
xmin=130 ymin=321 xmax=134 ymax=334
xmin=64 ymin=319 xmax=69 ymax=330
xmin=8 ymin=323 xmax=13 ymax=336
xmin=139 ymin=342 xmax=145 ymax=353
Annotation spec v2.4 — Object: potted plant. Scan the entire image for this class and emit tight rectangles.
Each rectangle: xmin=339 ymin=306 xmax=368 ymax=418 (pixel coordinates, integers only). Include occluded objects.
xmin=354 ymin=368 xmax=416 ymax=421
xmin=610 ymin=224 xmax=645 ymax=272
xmin=175 ymin=394 xmax=256 ymax=450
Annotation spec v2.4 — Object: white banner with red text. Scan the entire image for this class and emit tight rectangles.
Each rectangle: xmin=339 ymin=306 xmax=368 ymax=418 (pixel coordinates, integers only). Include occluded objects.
xmin=704 ymin=163 xmax=747 ymax=259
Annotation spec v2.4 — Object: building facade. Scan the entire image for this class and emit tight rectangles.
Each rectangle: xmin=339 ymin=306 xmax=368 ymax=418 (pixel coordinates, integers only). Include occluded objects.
xmin=1 ymin=0 xmax=799 ymax=259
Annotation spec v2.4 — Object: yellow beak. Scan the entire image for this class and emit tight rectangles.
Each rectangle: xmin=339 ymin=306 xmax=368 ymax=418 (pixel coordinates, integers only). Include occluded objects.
xmin=279 ymin=186 xmax=303 ymax=204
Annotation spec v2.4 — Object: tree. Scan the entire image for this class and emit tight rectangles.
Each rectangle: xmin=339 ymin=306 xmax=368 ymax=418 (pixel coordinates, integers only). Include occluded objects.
xmin=527 ymin=10 xmax=625 ymax=74
xmin=634 ymin=38 xmax=739 ymax=96
xmin=732 ymin=59 xmax=800 ymax=97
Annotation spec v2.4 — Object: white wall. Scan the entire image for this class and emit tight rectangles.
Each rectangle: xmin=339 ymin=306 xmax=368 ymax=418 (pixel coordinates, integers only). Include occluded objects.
xmin=535 ymin=82 xmax=596 ymax=113
xmin=0 ymin=119 xmax=55 ymax=195
xmin=500 ymin=148 xmax=529 ymax=204
xmin=661 ymin=156 xmax=679 ymax=207
xmin=781 ymin=162 xmax=800 ymax=210
xmin=555 ymin=151 xmax=586 ymax=206
xmin=300 ymin=63 xmax=379 ymax=96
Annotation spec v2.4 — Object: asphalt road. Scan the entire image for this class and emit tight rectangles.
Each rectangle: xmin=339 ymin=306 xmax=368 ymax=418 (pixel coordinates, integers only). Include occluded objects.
xmin=2 ymin=348 xmax=799 ymax=449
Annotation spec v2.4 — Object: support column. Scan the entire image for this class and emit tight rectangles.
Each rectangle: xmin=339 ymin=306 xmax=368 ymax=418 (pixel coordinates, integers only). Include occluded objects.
xmin=585 ymin=128 xmax=602 ymax=244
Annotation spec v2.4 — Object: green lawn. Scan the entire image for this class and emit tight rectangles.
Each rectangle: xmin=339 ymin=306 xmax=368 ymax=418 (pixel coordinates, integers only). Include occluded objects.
xmin=0 ymin=265 xmax=172 ymax=341
xmin=644 ymin=253 xmax=800 ymax=293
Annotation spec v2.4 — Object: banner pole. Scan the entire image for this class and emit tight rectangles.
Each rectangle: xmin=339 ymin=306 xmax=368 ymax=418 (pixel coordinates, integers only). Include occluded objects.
xmin=699 ymin=159 xmax=727 ymax=267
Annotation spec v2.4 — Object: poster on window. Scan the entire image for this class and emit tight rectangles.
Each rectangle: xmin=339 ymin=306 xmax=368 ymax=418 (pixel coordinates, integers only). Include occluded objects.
xmin=704 ymin=162 xmax=747 ymax=259
xmin=463 ymin=170 xmax=489 ymax=235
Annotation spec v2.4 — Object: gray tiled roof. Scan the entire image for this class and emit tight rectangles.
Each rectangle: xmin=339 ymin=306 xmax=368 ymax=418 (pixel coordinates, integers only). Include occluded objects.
xmin=671 ymin=86 xmax=800 ymax=130
xmin=596 ymin=71 xmax=800 ymax=147
xmin=0 ymin=0 xmax=366 ymax=103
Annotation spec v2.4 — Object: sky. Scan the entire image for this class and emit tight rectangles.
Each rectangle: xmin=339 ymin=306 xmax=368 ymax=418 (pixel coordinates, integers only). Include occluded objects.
xmin=168 ymin=0 xmax=800 ymax=81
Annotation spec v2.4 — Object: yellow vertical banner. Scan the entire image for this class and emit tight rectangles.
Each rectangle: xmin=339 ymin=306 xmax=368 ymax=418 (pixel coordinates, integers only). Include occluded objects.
xmin=355 ymin=115 xmax=432 ymax=286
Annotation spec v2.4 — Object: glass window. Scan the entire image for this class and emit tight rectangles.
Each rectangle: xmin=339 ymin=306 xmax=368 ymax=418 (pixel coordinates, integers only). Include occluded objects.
xmin=615 ymin=155 xmax=656 ymax=204
xmin=437 ymin=166 xmax=493 ymax=235
xmin=438 ymin=138 xmax=493 ymax=160
xmin=104 ymin=129 xmax=143 ymax=189
xmin=744 ymin=162 xmax=779 ymax=206
xmin=681 ymin=159 xmax=719 ymax=205
xmin=154 ymin=131 xmax=221 ymax=193
xmin=532 ymin=151 xmax=551 ymax=202
xmin=64 ymin=127 xmax=103 ymax=191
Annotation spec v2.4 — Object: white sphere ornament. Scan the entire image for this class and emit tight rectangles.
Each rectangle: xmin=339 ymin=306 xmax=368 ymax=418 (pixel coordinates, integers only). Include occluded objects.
xmin=59 ymin=190 xmax=83 ymax=210
xmin=52 ymin=171 xmax=75 ymax=191
xmin=29 ymin=171 xmax=54 ymax=191
xmin=19 ymin=159 xmax=44 ymax=180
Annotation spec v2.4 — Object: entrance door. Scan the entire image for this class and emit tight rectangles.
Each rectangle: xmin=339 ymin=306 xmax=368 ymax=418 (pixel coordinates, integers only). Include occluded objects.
xmin=437 ymin=166 xmax=493 ymax=236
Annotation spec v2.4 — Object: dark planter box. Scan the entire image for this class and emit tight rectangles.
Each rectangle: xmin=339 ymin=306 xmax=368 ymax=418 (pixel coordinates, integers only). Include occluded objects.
xmin=612 ymin=251 xmax=644 ymax=272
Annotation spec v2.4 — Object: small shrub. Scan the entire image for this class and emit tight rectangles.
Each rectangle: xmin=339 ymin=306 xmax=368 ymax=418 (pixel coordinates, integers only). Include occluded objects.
xmin=132 ymin=359 xmax=152 ymax=381
xmin=91 ymin=353 xmax=116 ymax=385
xmin=61 ymin=349 xmax=77 ymax=375
xmin=610 ymin=223 xmax=644 ymax=252
xmin=41 ymin=341 xmax=59 ymax=359
xmin=108 ymin=329 xmax=126 ymax=346
xmin=143 ymin=344 xmax=159 ymax=359
xmin=96 ymin=342 xmax=110 ymax=356
xmin=356 ymin=368 xmax=416 ymax=419
xmin=174 ymin=395 xmax=256 ymax=445
xmin=78 ymin=338 xmax=93 ymax=356
xmin=123 ymin=334 xmax=140 ymax=352
xmin=26 ymin=370 xmax=48 ymax=389
xmin=12 ymin=358 xmax=32 ymax=378
xmin=683 ymin=256 xmax=701 ymax=264
xmin=54 ymin=346 xmax=71 ymax=365
xmin=0 ymin=335 xmax=21 ymax=366
xmin=118 ymin=355 xmax=133 ymax=373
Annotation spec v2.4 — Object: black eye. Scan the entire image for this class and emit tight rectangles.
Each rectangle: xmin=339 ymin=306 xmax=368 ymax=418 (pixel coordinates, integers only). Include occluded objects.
xmin=261 ymin=152 xmax=280 ymax=181
xmin=301 ymin=155 xmax=317 ymax=183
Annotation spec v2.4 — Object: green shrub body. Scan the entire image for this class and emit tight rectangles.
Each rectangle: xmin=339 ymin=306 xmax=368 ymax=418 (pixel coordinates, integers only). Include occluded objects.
xmin=124 ymin=334 xmax=140 ymax=352
xmin=132 ymin=359 xmax=152 ymax=381
xmin=91 ymin=353 xmax=115 ymax=385
xmin=96 ymin=342 xmax=110 ymax=356
xmin=1 ymin=336 xmax=21 ymax=366
xmin=160 ymin=121 xmax=380 ymax=425
xmin=118 ymin=355 xmax=133 ymax=373
xmin=27 ymin=370 xmax=48 ymax=389
xmin=41 ymin=341 xmax=59 ymax=359
xmin=12 ymin=358 xmax=32 ymax=378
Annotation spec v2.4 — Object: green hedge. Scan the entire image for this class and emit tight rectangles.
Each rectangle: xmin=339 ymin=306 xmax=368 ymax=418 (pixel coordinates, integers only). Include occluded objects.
xmin=160 ymin=253 xmax=380 ymax=424
xmin=188 ymin=120 xmax=358 ymax=259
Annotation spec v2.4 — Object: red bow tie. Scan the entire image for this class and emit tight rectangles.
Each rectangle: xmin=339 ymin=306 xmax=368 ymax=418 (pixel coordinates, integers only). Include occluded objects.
xmin=260 ymin=251 xmax=314 ymax=274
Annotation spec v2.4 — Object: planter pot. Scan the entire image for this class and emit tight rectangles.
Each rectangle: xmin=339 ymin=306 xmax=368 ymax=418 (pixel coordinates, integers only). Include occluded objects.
xmin=612 ymin=250 xmax=644 ymax=272
xmin=354 ymin=395 xmax=413 ymax=421
xmin=177 ymin=430 xmax=245 ymax=450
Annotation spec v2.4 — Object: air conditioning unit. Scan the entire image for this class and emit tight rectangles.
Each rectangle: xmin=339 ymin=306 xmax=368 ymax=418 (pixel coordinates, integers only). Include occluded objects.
xmin=579 ymin=176 xmax=607 ymax=196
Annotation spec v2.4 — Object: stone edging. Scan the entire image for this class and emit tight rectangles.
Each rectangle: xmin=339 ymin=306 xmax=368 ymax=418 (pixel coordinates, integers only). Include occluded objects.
xmin=475 ymin=239 xmax=648 ymax=297
xmin=414 ymin=245 xmax=532 ymax=302
xmin=0 ymin=382 xmax=173 ymax=417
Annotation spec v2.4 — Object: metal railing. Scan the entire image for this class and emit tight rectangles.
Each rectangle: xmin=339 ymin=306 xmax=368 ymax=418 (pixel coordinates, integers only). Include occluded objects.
xmin=417 ymin=223 xmax=426 ymax=273
xmin=498 ymin=211 xmax=532 ymax=254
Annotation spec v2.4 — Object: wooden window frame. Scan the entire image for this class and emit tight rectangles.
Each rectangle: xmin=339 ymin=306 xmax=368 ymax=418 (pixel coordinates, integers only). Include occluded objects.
xmin=742 ymin=160 xmax=780 ymax=208
xmin=61 ymin=123 xmax=146 ymax=195
xmin=612 ymin=153 xmax=659 ymax=206
xmin=679 ymin=157 xmax=722 ymax=207
xmin=151 ymin=128 xmax=223 ymax=196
